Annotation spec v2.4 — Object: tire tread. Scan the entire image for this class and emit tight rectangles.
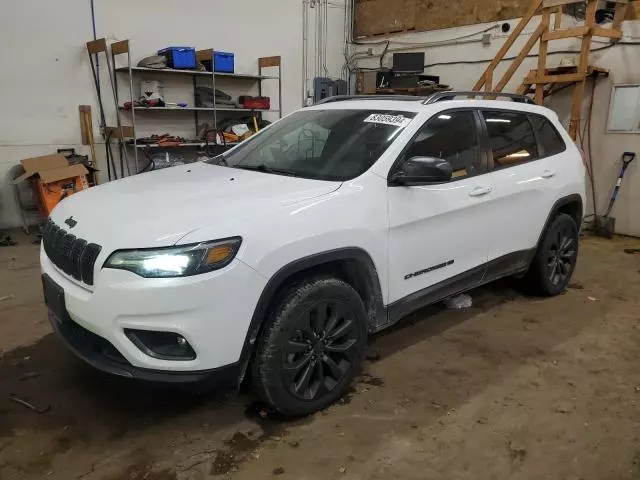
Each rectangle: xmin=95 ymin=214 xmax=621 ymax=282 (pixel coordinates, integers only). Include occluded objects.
xmin=252 ymin=275 xmax=367 ymax=416
xmin=524 ymin=213 xmax=578 ymax=296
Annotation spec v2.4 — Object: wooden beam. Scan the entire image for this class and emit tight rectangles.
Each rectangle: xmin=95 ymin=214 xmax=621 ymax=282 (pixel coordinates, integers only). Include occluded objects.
xmin=579 ymin=0 xmax=598 ymax=74
xmin=554 ymin=6 xmax=563 ymax=29
xmin=538 ymin=72 xmax=587 ymax=83
xmin=86 ymin=38 xmax=107 ymax=55
xmin=111 ymin=40 xmax=129 ymax=55
xmin=79 ymin=106 xmax=99 ymax=184
xmin=543 ymin=26 xmax=589 ymax=40
xmin=524 ymin=69 xmax=537 ymax=83
xmin=612 ymin=1 xmax=630 ymax=28
xmin=568 ymin=0 xmax=598 ymax=140
xmin=536 ymin=11 xmax=551 ymax=104
xmin=543 ymin=0 xmax=584 ymax=7
xmin=258 ymin=56 xmax=281 ymax=68
xmin=105 ymin=126 xmax=134 ymax=139
xmin=78 ymin=105 xmax=91 ymax=145
xmin=569 ymin=77 xmax=585 ymax=140
xmin=493 ymin=23 xmax=546 ymax=93
xmin=523 ymin=67 xmax=607 ymax=84
xmin=591 ymin=27 xmax=623 ymax=39
xmin=472 ymin=0 xmax=543 ymax=91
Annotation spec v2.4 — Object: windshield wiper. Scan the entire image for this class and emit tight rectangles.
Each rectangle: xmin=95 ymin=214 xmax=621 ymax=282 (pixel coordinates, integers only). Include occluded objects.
xmin=234 ymin=164 xmax=299 ymax=177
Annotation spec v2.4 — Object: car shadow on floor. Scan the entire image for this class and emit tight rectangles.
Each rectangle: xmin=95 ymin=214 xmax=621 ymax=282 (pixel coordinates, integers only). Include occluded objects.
xmin=368 ymin=278 xmax=524 ymax=362
xmin=0 ymin=335 xmax=269 ymax=441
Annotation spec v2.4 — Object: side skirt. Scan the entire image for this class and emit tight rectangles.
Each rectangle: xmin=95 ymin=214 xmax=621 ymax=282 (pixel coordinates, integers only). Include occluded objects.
xmin=377 ymin=250 xmax=533 ymax=332
xmin=482 ymin=249 xmax=532 ymax=285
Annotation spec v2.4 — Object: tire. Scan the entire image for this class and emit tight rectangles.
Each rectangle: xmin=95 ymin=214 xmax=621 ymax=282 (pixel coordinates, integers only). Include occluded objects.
xmin=525 ymin=213 xmax=579 ymax=296
xmin=252 ymin=276 xmax=368 ymax=416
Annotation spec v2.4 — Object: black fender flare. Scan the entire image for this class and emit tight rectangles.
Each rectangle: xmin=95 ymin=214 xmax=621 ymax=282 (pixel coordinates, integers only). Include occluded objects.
xmin=236 ymin=247 xmax=385 ymax=383
xmin=527 ymin=193 xmax=583 ymax=264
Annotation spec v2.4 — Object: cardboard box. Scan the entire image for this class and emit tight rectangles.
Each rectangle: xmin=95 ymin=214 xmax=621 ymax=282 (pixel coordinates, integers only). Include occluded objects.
xmin=356 ymin=71 xmax=378 ymax=94
xmin=13 ymin=154 xmax=89 ymax=216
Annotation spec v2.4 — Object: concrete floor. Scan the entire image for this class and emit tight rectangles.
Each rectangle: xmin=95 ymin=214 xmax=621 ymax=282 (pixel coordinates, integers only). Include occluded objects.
xmin=1 ymin=230 xmax=640 ymax=480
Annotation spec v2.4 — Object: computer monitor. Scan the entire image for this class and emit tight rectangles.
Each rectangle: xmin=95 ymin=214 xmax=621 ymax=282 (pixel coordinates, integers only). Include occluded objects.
xmin=392 ymin=52 xmax=425 ymax=74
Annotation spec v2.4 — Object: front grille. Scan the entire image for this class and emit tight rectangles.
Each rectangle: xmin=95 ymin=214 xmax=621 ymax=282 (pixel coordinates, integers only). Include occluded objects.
xmin=42 ymin=219 xmax=102 ymax=285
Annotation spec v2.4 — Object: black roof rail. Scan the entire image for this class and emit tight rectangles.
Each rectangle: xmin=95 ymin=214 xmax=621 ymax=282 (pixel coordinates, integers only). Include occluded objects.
xmin=313 ymin=92 xmax=536 ymax=106
xmin=423 ymin=91 xmax=536 ymax=105
xmin=315 ymin=95 xmax=425 ymax=105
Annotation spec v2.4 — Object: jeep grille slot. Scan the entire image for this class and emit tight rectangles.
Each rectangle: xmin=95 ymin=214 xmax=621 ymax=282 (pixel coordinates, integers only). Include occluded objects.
xmin=42 ymin=219 xmax=102 ymax=286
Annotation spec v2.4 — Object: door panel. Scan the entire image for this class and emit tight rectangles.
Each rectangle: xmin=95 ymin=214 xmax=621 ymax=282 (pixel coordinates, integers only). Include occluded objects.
xmin=387 ymin=178 xmax=494 ymax=303
xmin=488 ymin=162 xmax=556 ymax=260
xmin=387 ymin=109 xmax=492 ymax=304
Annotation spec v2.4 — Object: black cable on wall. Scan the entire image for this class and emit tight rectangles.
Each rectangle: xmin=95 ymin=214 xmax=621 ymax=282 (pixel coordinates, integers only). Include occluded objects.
xmin=352 ymin=41 xmax=640 ymax=72
xmin=421 ymin=41 xmax=640 ymax=69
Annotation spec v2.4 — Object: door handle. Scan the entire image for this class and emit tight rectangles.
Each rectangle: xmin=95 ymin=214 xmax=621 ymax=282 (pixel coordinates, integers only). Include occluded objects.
xmin=468 ymin=186 xmax=493 ymax=197
xmin=541 ymin=169 xmax=556 ymax=179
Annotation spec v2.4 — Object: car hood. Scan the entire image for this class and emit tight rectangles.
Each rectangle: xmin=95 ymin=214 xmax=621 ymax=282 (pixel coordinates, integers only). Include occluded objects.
xmin=50 ymin=162 xmax=341 ymax=248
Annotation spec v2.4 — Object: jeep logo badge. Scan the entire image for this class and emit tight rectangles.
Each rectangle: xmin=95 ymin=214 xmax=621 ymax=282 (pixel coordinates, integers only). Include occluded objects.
xmin=64 ymin=216 xmax=77 ymax=228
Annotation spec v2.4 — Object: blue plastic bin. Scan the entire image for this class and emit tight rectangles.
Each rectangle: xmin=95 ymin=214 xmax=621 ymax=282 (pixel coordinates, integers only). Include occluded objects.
xmin=158 ymin=47 xmax=196 ymax=69
xmin=214 ymin=51 xmax=234 ymax=73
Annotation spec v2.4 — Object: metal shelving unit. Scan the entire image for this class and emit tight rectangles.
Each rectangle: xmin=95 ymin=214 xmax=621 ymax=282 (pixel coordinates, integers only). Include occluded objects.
xmin=111 ymin=40 xmax=282 ymax=170
xmin=116 ymin=66 xmax=278 ymax=81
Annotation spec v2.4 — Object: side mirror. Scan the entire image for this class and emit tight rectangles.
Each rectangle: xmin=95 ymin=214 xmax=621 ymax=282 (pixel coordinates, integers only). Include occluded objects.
xmin=390 ymin=157 xmax=453 ymax=186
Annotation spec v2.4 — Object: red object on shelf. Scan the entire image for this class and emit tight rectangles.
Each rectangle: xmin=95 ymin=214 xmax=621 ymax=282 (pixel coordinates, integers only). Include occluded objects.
xmin=238 ymin=96 xmax=270 ymax=110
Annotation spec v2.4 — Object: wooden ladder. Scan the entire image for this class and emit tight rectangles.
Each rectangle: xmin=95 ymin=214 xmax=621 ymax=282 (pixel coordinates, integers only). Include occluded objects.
xmin=473 ymin=0 xmax=630 ymax=140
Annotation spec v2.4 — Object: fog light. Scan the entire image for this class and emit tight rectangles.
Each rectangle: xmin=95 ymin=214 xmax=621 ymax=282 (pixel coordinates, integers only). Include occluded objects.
xmin=125 ymin=329 xmax=196 ymax=360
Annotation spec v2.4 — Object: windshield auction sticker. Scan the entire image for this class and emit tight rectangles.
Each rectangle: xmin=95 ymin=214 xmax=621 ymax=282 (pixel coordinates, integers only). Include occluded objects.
xmin=364 ymin=114 xmax=412 ymax=128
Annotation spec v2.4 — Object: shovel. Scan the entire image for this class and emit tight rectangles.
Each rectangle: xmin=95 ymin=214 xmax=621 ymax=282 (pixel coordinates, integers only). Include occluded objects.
xmin=595 ymin=152 xmax=636 ymax=238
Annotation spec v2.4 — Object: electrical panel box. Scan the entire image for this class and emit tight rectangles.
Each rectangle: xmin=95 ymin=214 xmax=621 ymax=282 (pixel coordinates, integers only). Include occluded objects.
xmin=313 ymin=77 xmax=347 ymax=103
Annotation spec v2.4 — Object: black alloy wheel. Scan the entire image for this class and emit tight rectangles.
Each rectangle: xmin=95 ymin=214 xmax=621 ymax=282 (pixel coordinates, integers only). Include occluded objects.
xmin=546 ymin=224 xmax=577 ymax=287
xmin=283 ymin=300 xmax=359 ymax=401
xmin=252 ymin=276 xmax=367 ymax=416
xmin=525 ymin=213 xmax=579 ymax=296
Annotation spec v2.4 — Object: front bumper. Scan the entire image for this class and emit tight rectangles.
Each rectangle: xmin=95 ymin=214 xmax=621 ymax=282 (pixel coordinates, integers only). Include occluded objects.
xmin=41 ymin=247 xmax=267 ymax=379
xmin=47 ymin=308 xmax=239 ymax=383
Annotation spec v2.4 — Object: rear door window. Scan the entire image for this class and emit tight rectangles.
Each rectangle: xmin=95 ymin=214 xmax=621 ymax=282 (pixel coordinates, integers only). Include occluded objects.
xmin=482 ymin=111 xmax=538 ymax=169
xmin=528 ymin=115 xmax=567 ymax=157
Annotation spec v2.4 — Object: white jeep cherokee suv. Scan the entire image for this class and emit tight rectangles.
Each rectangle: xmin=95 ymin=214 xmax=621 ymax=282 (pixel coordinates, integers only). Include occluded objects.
xmin=41 ymin=92 xmax=585 ymax=415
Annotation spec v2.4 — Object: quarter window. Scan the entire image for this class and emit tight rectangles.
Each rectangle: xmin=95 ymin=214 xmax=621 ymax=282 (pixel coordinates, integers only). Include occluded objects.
xmin=403 ymin=111 xmax=482 ymax=179
xmin=528 ymin=115 xmax=566 ymax=157
xmin=482 ymin=111 xmax=538 ymax=168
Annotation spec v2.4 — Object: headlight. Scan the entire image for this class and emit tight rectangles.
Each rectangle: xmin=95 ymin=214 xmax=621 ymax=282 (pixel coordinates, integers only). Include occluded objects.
xmin=103 ymin=237 xmax=241 ymax=278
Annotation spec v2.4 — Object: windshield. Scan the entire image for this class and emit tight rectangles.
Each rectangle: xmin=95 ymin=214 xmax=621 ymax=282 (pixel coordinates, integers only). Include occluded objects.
xmin=208 ymin=109 xmax=416 ymax=181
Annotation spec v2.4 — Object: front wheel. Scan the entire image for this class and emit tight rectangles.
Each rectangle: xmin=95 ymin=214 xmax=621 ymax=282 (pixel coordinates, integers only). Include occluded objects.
xmin=525 ymin=213 xmax=579 ymax=296
xmin=252 ymin=276 xmax=368 ymax=416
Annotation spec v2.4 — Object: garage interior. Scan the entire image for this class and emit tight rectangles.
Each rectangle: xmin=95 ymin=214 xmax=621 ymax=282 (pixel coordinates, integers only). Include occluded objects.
xmin=1 ymin=0 xmax=640 ymax=479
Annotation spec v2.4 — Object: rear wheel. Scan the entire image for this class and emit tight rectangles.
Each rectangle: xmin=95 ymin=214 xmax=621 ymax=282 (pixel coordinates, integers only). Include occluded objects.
xmin=525 ymin=213 xmax=579 ymax=296
xmin=252 ymin=276 xmax=367 ymax=416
